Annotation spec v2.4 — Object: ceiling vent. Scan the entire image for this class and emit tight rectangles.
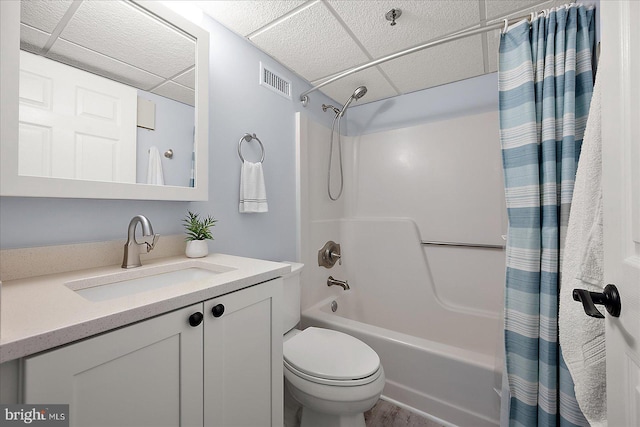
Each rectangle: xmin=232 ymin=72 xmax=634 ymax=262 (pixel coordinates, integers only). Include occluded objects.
xmin=260 ymin=62 xmax=291 ymax=99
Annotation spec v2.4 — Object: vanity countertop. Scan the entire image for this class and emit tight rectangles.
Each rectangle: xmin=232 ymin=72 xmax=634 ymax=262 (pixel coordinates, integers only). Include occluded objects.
xmin=0 ymin=254 xmax=290 ymax=363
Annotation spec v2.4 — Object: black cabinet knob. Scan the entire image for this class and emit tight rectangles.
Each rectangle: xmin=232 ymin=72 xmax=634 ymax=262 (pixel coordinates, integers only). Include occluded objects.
xmin=572 ymin=284 xmax=621 ymax=318
xmin=212 ymin=304 xmax=225 ymax=318
xmin=188 ymin=312 xmax=204 ymax=327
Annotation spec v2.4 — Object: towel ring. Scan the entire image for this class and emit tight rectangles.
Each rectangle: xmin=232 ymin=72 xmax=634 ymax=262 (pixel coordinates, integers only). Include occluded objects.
xmin=238 ymin=133 xmax=265 ymax=163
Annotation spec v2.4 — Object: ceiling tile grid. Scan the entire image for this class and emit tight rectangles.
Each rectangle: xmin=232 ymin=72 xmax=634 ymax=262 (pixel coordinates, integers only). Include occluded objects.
xmin=194 ymin=0 xmax=307 ymax=36
xmin=20 ymin=0 xmax=73 ymax=33
xmin=200 ymin=0 xmax=592 ymax=105
xmin=248 ymin=1 xmax=371 ymax=82
xmin=20 ymin=24 xmax=51 ymax=53
xmin=151 ymin=81 xmax=195 ymax=106
xmin=47 ymin=39 xmax=166 ymax=92
xmin=327 ymin=0 xmax=481 ymax=58
xmin=59 ymin=1 xmax=195 ymax=79
xmin=19 ymin=0 xmax=198 ymax=106
xmin=20 ymin=0 xmax=594 ymax=108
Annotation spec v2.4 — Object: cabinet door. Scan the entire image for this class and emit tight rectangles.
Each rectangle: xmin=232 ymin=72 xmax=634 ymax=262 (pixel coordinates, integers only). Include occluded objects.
xmin=24 ymin=304 xmax=204 ymax=427
xmin=204 ymin=279 xmax=283 ymax=427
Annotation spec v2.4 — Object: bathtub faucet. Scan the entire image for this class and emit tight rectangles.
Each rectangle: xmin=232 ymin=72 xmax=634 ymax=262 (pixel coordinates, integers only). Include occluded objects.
xmin=327 ymin=276 xmax=350 ymax=290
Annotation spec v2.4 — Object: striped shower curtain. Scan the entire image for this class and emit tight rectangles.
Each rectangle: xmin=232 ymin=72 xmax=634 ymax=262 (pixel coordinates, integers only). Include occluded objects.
xmin=498 ymin=4 xmax=595 ymax=427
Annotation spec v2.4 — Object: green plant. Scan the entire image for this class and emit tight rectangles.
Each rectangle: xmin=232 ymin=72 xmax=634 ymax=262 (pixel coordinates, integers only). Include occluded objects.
xmin=182 ymin=211 xmax=216 ymax=241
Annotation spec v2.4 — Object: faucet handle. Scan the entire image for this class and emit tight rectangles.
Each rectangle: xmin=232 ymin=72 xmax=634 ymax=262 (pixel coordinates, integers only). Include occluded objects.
xmin=144 ymin=234 xmax=160 ymax=252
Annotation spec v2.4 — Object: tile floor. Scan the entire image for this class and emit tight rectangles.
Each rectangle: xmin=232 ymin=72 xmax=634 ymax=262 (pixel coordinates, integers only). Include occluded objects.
xmin=285 ymin=391 xmax=444 ymax=427
xmin=364 ymin=400 xmax=445 ymax=427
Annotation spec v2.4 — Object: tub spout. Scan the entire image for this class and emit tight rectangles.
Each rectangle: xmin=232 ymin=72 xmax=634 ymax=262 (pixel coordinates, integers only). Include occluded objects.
xmin=327 ymin=276 xmax=350 ymax=290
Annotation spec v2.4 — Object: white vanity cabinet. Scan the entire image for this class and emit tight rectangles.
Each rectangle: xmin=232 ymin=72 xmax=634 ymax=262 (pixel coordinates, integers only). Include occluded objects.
xmin=22 ymin=278 xmax=283 ymax=427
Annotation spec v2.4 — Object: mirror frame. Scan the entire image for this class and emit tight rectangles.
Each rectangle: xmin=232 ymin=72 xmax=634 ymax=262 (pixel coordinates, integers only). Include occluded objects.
xmin=0 ymin=0 xmax=209 ymax=201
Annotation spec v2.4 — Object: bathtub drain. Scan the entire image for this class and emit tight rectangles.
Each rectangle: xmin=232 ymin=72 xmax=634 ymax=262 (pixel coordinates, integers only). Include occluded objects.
xmin=331 ymin=300 xmax=338 ymax=312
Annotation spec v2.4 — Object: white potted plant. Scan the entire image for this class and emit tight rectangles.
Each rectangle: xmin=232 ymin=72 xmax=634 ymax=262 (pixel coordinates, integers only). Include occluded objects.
xmin=183 ymin=211 xmax=216 ymax=258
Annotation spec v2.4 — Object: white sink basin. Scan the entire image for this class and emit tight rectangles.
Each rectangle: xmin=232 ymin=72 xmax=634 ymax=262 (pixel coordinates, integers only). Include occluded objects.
xmin=66 ymin=261 xmax=235 ymax=302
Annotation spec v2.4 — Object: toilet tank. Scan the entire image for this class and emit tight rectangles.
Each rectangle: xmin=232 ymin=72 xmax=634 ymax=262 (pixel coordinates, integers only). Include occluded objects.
xmin=281 ymin=262 xmax=304 ymax=334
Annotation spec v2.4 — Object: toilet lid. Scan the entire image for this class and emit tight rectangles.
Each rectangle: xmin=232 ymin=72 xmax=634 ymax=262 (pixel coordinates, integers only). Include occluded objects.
xmin=283 ymin=327 xmax=380 ymax=381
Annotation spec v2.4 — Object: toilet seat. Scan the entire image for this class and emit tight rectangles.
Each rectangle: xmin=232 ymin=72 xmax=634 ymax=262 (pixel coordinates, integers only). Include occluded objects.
xmin=283 ymin=327 xmax=381 ymax=387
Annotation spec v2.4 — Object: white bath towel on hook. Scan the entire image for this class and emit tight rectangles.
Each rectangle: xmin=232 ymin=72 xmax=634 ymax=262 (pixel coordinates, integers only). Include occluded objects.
xmin=147 ymin=146 xmax=164 ymax=185
xmin=239 ymin=161 xmax=268 ymax=213
xmin=559 ymin=77 xmax=605 ymax=427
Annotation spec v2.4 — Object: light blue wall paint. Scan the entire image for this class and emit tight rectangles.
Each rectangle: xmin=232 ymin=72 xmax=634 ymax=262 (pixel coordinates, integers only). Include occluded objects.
xmin=346 ymin=73 xmax=499 ymax=136
xmin=136 ymin=91 xmax=195 ymax=187
xmin=0 ymin=15 xmax=337 ymax=260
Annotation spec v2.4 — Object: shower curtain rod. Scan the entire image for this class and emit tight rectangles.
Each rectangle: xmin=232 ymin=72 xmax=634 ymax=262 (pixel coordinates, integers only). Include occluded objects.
xmin=299 ymin=12 xmax=533 ymax=105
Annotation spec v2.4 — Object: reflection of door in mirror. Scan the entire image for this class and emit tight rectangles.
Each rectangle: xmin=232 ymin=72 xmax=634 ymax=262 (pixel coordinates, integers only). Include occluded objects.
xmin=19 ymin=51 xmax=137 ymax=183
xmin=18 ymin=0 xmax=197 ymax=188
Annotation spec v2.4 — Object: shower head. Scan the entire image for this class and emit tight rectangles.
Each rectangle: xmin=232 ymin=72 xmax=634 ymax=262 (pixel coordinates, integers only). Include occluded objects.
xmin=352 ymin=85 xmax=367 ymax=100
xmin=338 ymin=86 xmax=367 ymax=117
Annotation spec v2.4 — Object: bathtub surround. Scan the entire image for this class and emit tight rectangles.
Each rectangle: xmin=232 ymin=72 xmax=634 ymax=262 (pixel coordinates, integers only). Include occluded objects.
xmin=499 ymin=5 xmax=596 ymax=426
xmin=297 ymin=88 xmax=506 ymax=425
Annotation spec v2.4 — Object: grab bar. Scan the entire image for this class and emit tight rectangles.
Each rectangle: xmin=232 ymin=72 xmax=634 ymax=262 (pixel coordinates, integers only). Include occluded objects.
xmin=421 ymin=240 xmax=505 ymax=250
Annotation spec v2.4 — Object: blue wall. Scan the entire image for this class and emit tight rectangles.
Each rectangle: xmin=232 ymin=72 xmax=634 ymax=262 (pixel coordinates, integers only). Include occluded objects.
xmin=346 ymin=73 xmax=499 ymax=136
xmin=136 ymin=91 xmax=195 ymax=187
xmin=0 ymin=15 xmax=336 ymax=263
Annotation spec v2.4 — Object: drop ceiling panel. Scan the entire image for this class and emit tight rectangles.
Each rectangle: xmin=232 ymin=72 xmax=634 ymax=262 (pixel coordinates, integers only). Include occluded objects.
xmin=47 ymin=39 xmax=165 ymax=91
xmin=20 ymin=0 xmax=73 ymax=33
xmin=174 ymin=68 xmax=196 ymax=90
xmin=152 ymin=81 xmax=195 ymax=107
xmin=313 ymin=67 xmax=399 ymax=105
xmin=201 ymin=0 xmax=593 ymax=106
xmin=20 ymin=24 xmax=50 ymax=53
xmin=379 ymin=35 xmax=485 ymax=94
xmin=249 ymin=1 xmax=370 ymax=82
xmin=58 ymin=0 xmax=195 ymax=79
xmin=194 ymin=0 xmax=306 ymax=36
xmin=328 ymin=0 xmax=481 ymax=58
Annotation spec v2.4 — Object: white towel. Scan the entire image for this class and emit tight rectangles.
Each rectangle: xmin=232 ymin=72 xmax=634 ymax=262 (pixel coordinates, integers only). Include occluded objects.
xmin=559 ymin=77 xmax=605 ymax=427
xmin=239 ymin=161 xmax=268 ymax=213
xmin=146 ymin=146 xmax=164 ymax=185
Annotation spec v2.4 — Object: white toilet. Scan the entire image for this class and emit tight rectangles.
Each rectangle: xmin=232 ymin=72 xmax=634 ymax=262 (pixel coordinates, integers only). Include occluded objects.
xmin=282 ymin=262 xmax=385 ymax=427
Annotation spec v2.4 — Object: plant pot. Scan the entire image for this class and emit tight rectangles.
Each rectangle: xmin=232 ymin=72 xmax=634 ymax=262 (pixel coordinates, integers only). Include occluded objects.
xmin=185 ymin=240 xmax=208 ymax=258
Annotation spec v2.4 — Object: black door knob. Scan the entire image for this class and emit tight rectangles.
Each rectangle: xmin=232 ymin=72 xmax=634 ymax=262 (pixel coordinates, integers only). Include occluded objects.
xmin=188 ymin=312 xmax=204 ymax=327
xmin=572 ymin=284 xmax=621 ymax=318
xmin=212 ymin=304 xmax=225 ymax=318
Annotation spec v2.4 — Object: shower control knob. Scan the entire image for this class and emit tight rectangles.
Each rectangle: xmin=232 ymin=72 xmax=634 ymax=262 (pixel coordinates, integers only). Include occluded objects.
xmin=212 ymin=304 xmax=225 ymax=318
xmin=188 ymin=312 xmax=204 ymax=327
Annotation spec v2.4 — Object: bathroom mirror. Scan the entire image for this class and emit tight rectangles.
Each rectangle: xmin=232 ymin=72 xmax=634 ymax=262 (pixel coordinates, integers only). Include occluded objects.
xmin=0 ymin=0 xmax=209 ymax=201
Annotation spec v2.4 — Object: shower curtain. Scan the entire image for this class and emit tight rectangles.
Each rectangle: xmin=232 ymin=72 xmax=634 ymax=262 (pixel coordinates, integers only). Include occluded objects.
xmin=498 ymin=4 xmax=595 ymax=427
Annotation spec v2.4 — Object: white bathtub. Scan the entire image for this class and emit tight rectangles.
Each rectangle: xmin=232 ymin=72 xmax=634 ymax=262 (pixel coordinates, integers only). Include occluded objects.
xmin=301 ymin=291 xmax=502 ymax=427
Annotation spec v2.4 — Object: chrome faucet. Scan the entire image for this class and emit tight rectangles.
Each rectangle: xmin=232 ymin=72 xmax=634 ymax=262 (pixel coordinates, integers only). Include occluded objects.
xmin=122 ymin=215 xmax=160 ymax=269
xmin=327 ymin=276 xmax=350 ymax=290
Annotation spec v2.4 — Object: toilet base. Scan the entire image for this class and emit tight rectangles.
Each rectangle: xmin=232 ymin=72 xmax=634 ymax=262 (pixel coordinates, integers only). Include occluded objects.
xmin=300 ymin=407 xmax=366 ymax=427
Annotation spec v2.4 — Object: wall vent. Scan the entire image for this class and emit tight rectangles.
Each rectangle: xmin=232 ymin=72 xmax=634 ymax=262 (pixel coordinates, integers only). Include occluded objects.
xmin=260 ymin=62 xmax=291 ymax=99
